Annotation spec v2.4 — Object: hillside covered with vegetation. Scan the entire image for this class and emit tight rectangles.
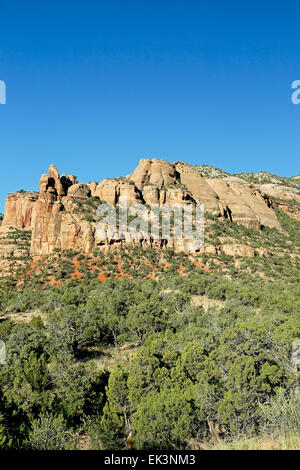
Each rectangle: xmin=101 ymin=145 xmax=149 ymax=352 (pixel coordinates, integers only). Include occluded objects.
xmin=0 ymin=199 xmax=299 ymax=450
xmin=0 ymin=163 xmax=300 ymax=451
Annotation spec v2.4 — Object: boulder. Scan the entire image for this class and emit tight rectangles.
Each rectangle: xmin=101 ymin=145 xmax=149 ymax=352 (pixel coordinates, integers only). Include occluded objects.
xmin=67 ymin=183 xmax=91 ymax=199
xmin=128 ymin=158 xmax=177 ymax=189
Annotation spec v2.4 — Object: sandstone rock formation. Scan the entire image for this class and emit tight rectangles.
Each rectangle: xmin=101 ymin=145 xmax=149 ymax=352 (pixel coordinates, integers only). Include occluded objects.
xmin=257 ymin=183 xmax=300 ymax=204
xmin=128 ymin=158 xmax=178 ymax=189
xmin=0 ymin=158 xmax=289 ymax=263
xmin=175 ymin=165 xmax=221 ymax=213
xmin=67 ymin=183 xmax=91 ymax=199
xmin=89 ymin=178 xmax=143 ymax=205
xmin=127 ymin=159 xmax=282 ymax=230
xmin=205 ymin=177 xmax=280 ymax=230
xmin=2 ymin=192 xmax=38 ymax=229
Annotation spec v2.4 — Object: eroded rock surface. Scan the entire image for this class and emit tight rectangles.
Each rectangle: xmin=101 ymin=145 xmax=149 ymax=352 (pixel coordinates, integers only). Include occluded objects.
xmin=0 ymin=158 xmax=290 ymax=263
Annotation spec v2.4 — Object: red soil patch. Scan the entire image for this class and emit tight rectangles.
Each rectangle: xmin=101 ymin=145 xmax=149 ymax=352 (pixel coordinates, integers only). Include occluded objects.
xmin=144 ymin=258 xmax=157 ymax=269
xmin=97 ymin=271 xmax=109 ymax=282
xmin=89 ymin=261 xmax=99 ymax=272
xmin=48 ymin=275 xmax=62 ymax=287
xmin=14 ymin=250 xmax=214 ymax=289
xmin=177 ymin=265 xmax=185 ymax=276
xmin=71 ymin=256 xmax=84 ymax=281
xmin=148 ymin=272 xmax=158 ymax=281
xmin=192 ymin=260 xmax=211 ymax=273
xmin=17 ymin=256 xmax=48 ymax=287
xmin=115 ymin=260 xmax=131 ymax=280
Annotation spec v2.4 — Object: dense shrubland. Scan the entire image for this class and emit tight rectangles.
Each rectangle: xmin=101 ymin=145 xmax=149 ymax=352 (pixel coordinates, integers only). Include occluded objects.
xmin=0 ymin=204 xmax=299 ymax=449
xmin=0 ymin=257 xmax=299 ymax=449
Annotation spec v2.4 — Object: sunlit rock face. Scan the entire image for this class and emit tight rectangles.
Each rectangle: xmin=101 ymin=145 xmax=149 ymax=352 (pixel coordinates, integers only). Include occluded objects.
xmin=0 ymin=159 xmax=285 ymax=261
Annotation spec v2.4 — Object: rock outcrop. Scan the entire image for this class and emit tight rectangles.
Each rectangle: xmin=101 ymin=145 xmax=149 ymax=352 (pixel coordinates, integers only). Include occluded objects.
xmin=174 ymin=163 xmax=222 ymax=213
xmin=257 ymin=183 xmax=300 ymax=204
xmin=205 ymin=177 xmax=280 ymax=230
xmin=127 ymin=159 xmax=281 ymax=230
xmin=128 ymin=158 xmax=178 ymax=189
xmin=2 ymin=192 xmax=38 ymax=229
xmin=89 ymin=178 xmax=143 ymax=205
xmin=0 ymin=158 xmax=288 ymax=262
xmin=30 ymin=165 xmax=96 ymax=256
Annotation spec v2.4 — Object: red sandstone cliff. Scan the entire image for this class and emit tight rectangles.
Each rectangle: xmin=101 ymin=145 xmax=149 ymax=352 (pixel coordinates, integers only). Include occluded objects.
xmin=0 ymin=159 xmax=287 ymax=264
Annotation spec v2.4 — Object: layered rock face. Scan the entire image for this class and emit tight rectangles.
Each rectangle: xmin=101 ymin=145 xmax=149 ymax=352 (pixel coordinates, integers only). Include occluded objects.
xmin=30 ymin=166 xmax=95 ymax=256
xmin=205 ymin=177 xmax=280 ymax=230
xmin=89 ymin=178 xmax=143 ymax=205
xmin=0 ymin=192 xmax=38 ymax=270
xmin=2 ymin=192 xmax=38 ymax=229
xmin=257 ymin=184 xmax=300 ymax=204
xmin=0 ymin=158 xmax=286 ymax=259
xmin=128 ymin=158 xmax=178 ymax=189
xmin=128 ymin=159 xmax=281 ymax=231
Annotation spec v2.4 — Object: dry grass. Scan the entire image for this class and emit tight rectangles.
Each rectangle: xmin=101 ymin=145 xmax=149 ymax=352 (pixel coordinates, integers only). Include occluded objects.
xmin=81 ymin=343 xmax=138 ymax=371
xmin=191 ymin=294 xmax=224 ymax=312
xmin=211 ymin=433 xmax=300 ymax=450
xmin=1 ymin=310 xmax=48 ymax=324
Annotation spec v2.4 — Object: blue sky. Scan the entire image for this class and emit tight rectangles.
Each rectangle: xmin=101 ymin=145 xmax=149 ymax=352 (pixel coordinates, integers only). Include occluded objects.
xmin=0 ymin=1 xmax=300 ymax=211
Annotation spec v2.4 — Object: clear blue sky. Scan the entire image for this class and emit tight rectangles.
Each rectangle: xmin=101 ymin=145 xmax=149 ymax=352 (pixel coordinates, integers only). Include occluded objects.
xmin=0 ymin=1 xmax=300 ymax=211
